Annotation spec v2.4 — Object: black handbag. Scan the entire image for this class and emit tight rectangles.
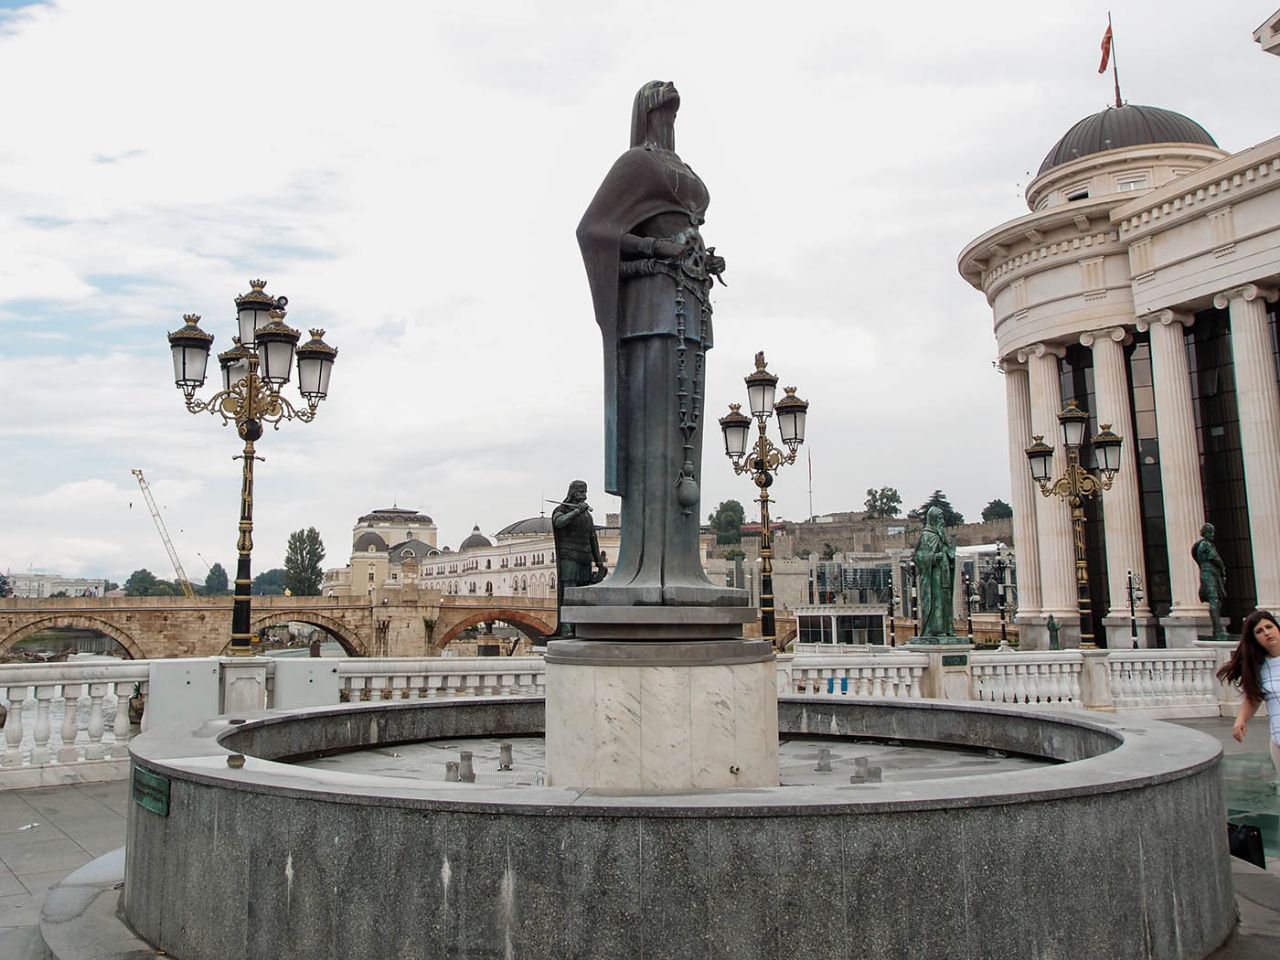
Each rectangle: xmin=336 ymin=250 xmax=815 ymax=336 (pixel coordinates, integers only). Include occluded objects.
xmin=1227 ymin=822 xmax=1267 ymax=869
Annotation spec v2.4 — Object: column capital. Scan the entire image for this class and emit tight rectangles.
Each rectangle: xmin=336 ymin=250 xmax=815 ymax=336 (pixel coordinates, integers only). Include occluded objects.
xmin=1079 ymin=326 xmax=1131 ymax=348
xmin=1017 ymin=341 xmax=1067 ymax=363
xmin=1212 ymin=283 xmax=1279 ymax=310
xmin=1135 ymin=309 xmax=1193 ymax=333
xmin=997 ymin=357 xmax=1027 ymax=375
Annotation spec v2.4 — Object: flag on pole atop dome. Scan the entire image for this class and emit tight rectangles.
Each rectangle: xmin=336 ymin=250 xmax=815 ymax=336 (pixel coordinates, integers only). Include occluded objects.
xmin=1098 ymin=14 xmax=1123 ymax=108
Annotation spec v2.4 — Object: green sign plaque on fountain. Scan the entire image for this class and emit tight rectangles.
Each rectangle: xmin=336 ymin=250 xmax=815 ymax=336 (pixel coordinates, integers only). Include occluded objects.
xmin=133 ymin=766 xmax=170 ymax=817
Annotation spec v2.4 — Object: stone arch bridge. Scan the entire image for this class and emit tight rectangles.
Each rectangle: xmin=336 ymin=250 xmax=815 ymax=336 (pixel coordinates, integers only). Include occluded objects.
xmin=0 ymin=594 xmax=559 ymax=659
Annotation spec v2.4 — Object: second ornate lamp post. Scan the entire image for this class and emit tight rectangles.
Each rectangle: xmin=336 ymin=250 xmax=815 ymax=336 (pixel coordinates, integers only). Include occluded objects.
xmin=1025 ymin=400 xmax=1122 ymax=648
xmin=720 ymin=352 xmax=808 ymax=650
xmin=167 ymin=280 xmax=337 ymax=655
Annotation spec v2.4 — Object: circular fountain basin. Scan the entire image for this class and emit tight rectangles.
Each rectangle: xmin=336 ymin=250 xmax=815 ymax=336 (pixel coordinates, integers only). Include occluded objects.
xmin=124 ymin=696 xmax=1234 ymax=960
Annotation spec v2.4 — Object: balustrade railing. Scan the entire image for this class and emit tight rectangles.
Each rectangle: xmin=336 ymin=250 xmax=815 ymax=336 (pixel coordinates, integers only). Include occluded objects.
xmin=335 ymin=657 xmax=546 ymax=703
xmin=0 ymin=660 xmax=150 ymax=771
xmin=0 ymin=647 xmax=1236 ymax=781
xmin=1106 ymin=650 xmax=1218 ymax=709
xmin=786 ymin=653 xmax=928 ymax=699
xmin=970 ymin=652 xmax=1082 ymax=706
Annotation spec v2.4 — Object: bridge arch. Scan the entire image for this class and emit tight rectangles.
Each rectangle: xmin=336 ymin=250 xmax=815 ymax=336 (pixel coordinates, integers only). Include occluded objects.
xmin=249 ymin=612 xmax=369 ymax=657
xmin=778 ymin=624 xmax=798 ymax=649
xmin=435 ymin=609 xmax=555 ymax=650
xmin=0 ymin=615 xmax=147 ymax=660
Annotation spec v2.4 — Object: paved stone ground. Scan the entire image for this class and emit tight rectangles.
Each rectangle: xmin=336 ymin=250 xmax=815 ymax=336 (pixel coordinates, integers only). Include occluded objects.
xmin=0 ymin=717 xmax=1276 ymax=959
xmin=0 ymin=780 xmax=126 ymax=960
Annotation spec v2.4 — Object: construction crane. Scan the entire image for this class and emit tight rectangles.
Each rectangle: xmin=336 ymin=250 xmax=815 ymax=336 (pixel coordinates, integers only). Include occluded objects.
xmin=130 ymin=469 xmax=196 ymax=599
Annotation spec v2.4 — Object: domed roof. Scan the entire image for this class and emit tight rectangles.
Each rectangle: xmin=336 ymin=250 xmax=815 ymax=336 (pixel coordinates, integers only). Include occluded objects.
xmin=460 ymin=525 xmax=493 ymax=550
xmin=353 ymin=531 xmax=388 ymax=552
xmin=357 ymin=506 xmax=433 ymax=525
xmin=1037 ymin=104 xmax=1216 ymax=176
xmin=496 ymin=515 xmax=553 ymax=538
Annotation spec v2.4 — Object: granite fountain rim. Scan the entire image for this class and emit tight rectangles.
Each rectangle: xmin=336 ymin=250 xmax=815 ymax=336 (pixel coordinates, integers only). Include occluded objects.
xmin=126 ymin=694 xmax=1223 ymax=818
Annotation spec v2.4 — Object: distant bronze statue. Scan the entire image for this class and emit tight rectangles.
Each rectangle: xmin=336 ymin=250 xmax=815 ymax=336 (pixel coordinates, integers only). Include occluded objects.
xmin=982 ymin=575 xmax=999 ymax=612
xmin=576 ymin=80 xmax=725 ymax=605
xmin=1193 ymin=522 xmax=1229 ymax=640
xmin=1047 ymin=614 xmax=1061 ymax=650
xmin=912 ymin=507 xmax=956 ymax=638
xmin=552 ymin=481 xmax=607 ymax=636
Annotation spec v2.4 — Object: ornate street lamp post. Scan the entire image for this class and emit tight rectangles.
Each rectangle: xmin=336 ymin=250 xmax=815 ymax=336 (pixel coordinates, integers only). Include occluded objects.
xmin=1025 ymin=400 xmax=1122 ymax=648
xmin=991 ymin=556 xmax=1009 ymax=646
xmin=963 ymin=574 xmax=977 ymax=642
xmin=885 ymin=585 xmax=897 ymax=647
xmin=719 ymin=352 xmax=809 ymax=651
xmin=167 ymin=280 xmax=337 ymax=655
xmin=1126 ymin=569 xmax=1145 ymax=647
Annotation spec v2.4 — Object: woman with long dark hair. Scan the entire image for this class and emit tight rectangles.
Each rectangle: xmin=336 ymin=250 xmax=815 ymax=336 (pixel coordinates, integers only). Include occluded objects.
xmin=1217 ymin=609 xmax=1280 ymax=775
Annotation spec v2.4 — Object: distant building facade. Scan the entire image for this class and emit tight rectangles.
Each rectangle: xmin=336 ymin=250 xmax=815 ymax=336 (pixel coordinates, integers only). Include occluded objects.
xmin=959 ymin=20 xmax=1280 ymax=648
xmin=8 ymin=573 xmax=108 ymax=598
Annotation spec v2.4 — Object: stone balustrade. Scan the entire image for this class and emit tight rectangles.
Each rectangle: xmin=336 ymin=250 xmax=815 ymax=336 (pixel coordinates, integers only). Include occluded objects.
xmin=338 ymin=656 xmax=546 ymax=701
xmin=970 ymin=651 xmax=1083 ymax=706
xmin=787 ymin=652 xmax=927 ymax=699
xmin=0 ymin=660 xmax=151 ymax=783
xmin=1107 ymin=649 xmax=1219 ymax=710
xmin=0 ymin=646 xmax=1243 ymax=787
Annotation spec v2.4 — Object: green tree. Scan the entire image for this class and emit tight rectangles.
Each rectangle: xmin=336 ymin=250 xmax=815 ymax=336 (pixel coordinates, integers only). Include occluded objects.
xmin=124 ymin=569 xmax=160 ymax=596
xmin=863 ymin=486 xmax=903 ymax=518
xmin=820 ymin=542 xmax=837 ymax=560
xmin=708 ymin=499 xmax=746 ymax=544
xmin=908 ymin=490 xmax=965 ymax=527
xmin=284 ymin=527 xmax=326 ymax=596
xmin=981 ymin=498 xmax=1013 ymax=522
xmin=0 ymin=572 xmax=11 ymax=598
xmin=253 ymin=567 xmax=288 ymax=596
xmin=50 ymin=590 xmax=68 ymax=598
xmin=204 ymin=562 xmax=230 ymax=595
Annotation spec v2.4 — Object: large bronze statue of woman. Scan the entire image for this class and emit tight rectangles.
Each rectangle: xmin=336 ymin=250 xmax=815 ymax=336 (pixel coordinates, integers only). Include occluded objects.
xmin=576 ymin=80 xmax=728 ymax=605
xmin=913 ymin=506 xmax=957 ymax=638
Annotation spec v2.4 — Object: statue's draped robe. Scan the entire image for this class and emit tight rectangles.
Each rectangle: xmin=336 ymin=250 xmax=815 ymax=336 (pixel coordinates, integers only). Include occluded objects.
xmin=914 ymin=528 xmax=956 ymax=637
xmin=577 ymin=145 xmax=716 ymax=597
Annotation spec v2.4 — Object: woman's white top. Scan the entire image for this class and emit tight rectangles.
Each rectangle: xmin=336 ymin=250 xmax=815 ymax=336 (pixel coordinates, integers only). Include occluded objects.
xmin=1263 ymin=655 xmax=1280 ymax=744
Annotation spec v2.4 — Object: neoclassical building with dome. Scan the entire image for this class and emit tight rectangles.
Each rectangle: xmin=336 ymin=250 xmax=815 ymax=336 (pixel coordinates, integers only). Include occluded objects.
xmin=323 ymin=507 xmax=621 ymax=602
xmin=960 ymin=37 xmax=1280 ymax=649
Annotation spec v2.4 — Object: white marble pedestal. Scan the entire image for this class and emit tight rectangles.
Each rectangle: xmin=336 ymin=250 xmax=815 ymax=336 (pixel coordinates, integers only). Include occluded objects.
xmin=545 ymin=606 xmax=778 ymax=791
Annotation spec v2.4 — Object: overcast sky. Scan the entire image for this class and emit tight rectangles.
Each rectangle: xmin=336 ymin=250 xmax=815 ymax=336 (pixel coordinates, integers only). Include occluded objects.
xmin=0 ymin=1 xmax=1275 ymax=584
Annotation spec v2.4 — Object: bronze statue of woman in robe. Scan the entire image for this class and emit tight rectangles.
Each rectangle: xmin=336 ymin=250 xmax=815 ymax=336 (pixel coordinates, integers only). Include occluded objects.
xmin=576 ymin=81 xmax=727 ymax=605
xmin=913 ymin=507 xmax=957 ymax=638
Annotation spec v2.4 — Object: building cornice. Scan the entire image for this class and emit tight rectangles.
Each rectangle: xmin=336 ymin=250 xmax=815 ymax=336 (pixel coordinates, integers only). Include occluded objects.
xmin=1111 ymin=136 xmax=1280 ymax=241
xmin=958 ymin=197 xmax=1117 ymax=291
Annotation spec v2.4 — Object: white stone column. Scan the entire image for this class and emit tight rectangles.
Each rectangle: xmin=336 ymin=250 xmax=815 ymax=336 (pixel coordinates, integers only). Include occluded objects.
xmin=1002 ymin=362 xmax=1042 ymax=632
xmin=1138 ymin=309 xmax=1210 ymax=646
xmin=1021 ymin=342 xmax=1079 ymax=648
xmin=1215 ymin=283 xmax=1280 ymax=611
xmin=1081 ymin=327 xmax=1155 ymax=648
